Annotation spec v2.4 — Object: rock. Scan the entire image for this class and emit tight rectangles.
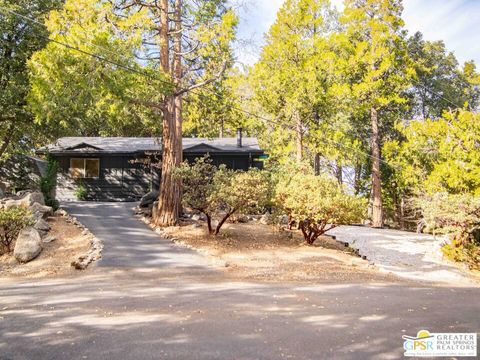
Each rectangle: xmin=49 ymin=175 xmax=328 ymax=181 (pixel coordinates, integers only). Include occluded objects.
xmin=13 ymin=227 xmax=42 ymax=263
xmin=192 ymin=223 xmax=202 ymax=229
xmin=30 ymin=202 xmax=53 ymax=220
xmin=140 ymin=190 xmax=159 ymax=208
xmin=21 ymin=191 xmax=45 ymax=206
xmin=55 ymin=209 xmax=68 ymax=217
xmin=192 ymin=213 xmax=206 ymax=221
xmin=152 ymin=201 xmax=159 ymax=219
xmin=260 ymin=213 xmax=273 ymax=225
xmin=34 ymin=218 xmax=50 ymax=236
xmin=236 ymin=214 xmax=250 ymax=223
xmin=278 ymin=215 xmax=289 ymax=225
xmin=42 ymin=235 xmax=56 ymax=243
xmin=5 ymin=199 xmax=26 ymax=209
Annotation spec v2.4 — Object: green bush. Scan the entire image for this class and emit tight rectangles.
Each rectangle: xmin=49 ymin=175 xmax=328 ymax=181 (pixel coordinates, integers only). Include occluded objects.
xmin=175 ymin=157 xmax=270 ymax=235
xmin=275 ymin=173 xmax=366 ymax=245
xmin=0 ymin=207 xmax=34 ymax=253
xmin=39 ymin=155 xmax=59 ymax=209
xmin=75 ymin=181 xmax=88 ymax=201
xmin=417 ymin=193 xmax=480 ymax=269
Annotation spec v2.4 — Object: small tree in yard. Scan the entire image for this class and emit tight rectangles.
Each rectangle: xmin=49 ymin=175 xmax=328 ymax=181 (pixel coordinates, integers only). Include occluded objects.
xmin=175 ymin=158 xmax=270 ymax=235
xmin=0 ymin=207 xmax=34 ymax=253
xmin=276 ymin=173 xmax=366 ymax=245
xmin=417 ymin=193 xmax=480 ymax=269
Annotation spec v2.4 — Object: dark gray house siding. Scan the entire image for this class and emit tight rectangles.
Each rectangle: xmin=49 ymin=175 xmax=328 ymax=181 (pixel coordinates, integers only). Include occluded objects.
xmin=38 ymin=136 xmax=265 ymax=202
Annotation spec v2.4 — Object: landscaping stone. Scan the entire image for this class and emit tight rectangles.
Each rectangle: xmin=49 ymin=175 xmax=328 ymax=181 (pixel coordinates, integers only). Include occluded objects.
xmin=21 ymin=191 xmax=45 ymax=206
xmin=34 ymin=218 xmax=51 ymax=236
xmin=42 ymin=235 xmax=57 ymax=243
xmin=55 ymin=209 xmax=68 ymax=217
xmin=30 ymin=202 xmax=53 ymax=220
xmin=5 ymin=199 xmax=25 ymax=209
xmin=260 ymin=213 xmax=273 ymax=225
xmin=13 ymin=227 xmax=43 ymax=263
xmin=152 ymin=201 xmax=159 ymax=219
xmin=192 ymin=214 xmax=206 ymax=221
xmin=140 ymin=190 xmax=159 ymax=208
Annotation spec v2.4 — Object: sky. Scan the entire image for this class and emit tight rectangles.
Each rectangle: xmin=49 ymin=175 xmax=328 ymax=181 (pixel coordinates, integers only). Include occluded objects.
xmin=235 ymin=0 xmax=480 ymax=67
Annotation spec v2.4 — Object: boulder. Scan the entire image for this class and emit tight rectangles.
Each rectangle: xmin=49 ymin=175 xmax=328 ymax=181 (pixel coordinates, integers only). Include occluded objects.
xmin=152 ymin=201 xmax=159 ymax=219
xmin=55 ymin=209 xmax=68 ymax=217
xmin=260 ymin=213 xmax=273 ymax=225
xmin=42 ymin=235 xmax=56 ymax=243
xmin=30 ymin=202 xmax=53 ymax=220
xmin=278 ymin=215 xmax=289 ymax=225
xmin=5 ymin=199 xmax=26 ymax=209
xmin=140 ymin=190 xmax=159 ymax=208
xmin=13 ymin=227 xmax=42 ymax=263
xmin=192 ymin=213 xmax=206 ymax=221
xmin=34 ymin=218 xmax=50 ymax=236
xmin=19 ymin=191 xmax=45 ymax=206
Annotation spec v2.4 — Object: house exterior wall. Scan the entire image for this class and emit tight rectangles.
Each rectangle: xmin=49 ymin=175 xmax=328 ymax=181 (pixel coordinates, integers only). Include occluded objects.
xmin=53 ymin=152 xmax=262 ymax=201
xmin=54 ymin=154 xmax=156 ymax=201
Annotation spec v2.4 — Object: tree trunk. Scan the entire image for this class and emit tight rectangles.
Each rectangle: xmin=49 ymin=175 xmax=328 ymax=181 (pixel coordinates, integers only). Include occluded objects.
xmin=371 ymin=106 xmax=383 ymax=228
xmin=155 ymin=0 xmax=181 ymax=226
xmin=219 ymin=118 xmax=224 ymax=138
xmin=314 ymin=153 xmax=321 ymax=175
xmin=295 ymin=112 xmax=303 ymax=162
xmin=0 ymin=120 xmax=15 ymax=158
xmin=335 ymin=163 xmax=343 ymax=185
xmin=354 ymin=160 xmax=362 ymax=195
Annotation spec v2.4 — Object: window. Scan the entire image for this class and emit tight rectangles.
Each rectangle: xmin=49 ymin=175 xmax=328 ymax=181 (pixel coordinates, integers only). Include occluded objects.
xmin=70 ymin=158 xmax=100 ymax=179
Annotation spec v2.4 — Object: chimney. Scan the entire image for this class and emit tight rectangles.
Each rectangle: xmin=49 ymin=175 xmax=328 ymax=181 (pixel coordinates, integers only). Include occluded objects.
xmin=236 ymin=128 xmax=243 ymax=148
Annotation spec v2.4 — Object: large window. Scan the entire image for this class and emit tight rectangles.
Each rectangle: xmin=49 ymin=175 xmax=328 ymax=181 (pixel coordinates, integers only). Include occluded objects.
xmin=70 ymin=158 xmax=100 ymax=179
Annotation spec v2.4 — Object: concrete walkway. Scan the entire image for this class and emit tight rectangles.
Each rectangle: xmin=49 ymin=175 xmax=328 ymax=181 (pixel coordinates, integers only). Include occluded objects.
xmin=328 ymin=226 xmax=476 ymax=285
xmin=63 ymin=202 xmax=218 ymax=270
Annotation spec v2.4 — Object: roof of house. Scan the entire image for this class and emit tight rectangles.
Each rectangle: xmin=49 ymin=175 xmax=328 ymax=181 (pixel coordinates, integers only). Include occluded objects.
xmin=37 ymin=137 xmax=263 ymax=155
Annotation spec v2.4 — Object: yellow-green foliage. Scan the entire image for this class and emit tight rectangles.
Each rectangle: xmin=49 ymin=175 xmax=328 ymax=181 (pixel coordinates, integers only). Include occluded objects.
xmin=442 ymin=239 xmax=480 ymax=271
xmin=276 ymin=173 xmax=366 ymax=244
xmin=384 ymin=110 xmax=480 ymax=195
xmin=417 ymin=193 xmax=480 ymax=269
xmin=175 ymin=159 xmax=270 ymax=235
xmin=0 ymin=207 xmax=34 ymax=253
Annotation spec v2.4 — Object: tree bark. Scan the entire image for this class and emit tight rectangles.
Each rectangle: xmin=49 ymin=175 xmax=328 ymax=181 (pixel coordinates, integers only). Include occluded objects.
xmin=0 ymin=120 xmax=15 ymax=158
xmin=354 ymin=160 xmax=362 ymax=195
xmin=314 ymin=153 xmax=321 ymax=175
xmin=155 ymin=0 xmax=181 ymax=226
xmin=371 ymin=106 xmax=383 ymax=228
xmin=295 ymin=112 xmax=303 ymax=162
xmin=219 ymin=118 xmax=224 ymax=138
xmin=335 ymin=163 xmax=343 ymax=185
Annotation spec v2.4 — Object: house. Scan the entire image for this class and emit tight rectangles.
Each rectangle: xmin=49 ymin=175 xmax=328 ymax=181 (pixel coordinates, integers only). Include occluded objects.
xmin=36 ymin=130 xmax=265 ymax=201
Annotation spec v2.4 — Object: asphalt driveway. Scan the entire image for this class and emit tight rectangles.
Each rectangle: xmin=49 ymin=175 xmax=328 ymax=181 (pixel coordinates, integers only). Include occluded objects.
xmin=1 ymin=202 xmax=479 ymax=360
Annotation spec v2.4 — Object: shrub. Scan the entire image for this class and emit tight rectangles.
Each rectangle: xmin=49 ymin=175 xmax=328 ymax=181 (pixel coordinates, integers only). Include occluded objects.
xmin=417 ymin=193 xmax=480 ymax=242
xmin=276 ymin=173 xmax=366 ymax=245
xmin=39 ymin=155 xmax=59 ymax=209
xmin=175 ymin=157 xmax=270 ymax=235
xmin=75 ymin=181 xmax=88 ymax=201
xmin=417 ymin=193 xmax=480 ymax=269
xmin=0 ymin=207 xmax=34 ymax=253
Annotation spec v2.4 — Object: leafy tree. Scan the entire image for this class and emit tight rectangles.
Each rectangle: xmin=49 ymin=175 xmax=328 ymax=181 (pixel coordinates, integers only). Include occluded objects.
xmin=0 ymin=207 xmax=34 ymax=253
xmin=175 ymin=159 xmax=269 ymax=235
xmin=276 ymin=173 xmax=366 ymax=245
xmin=384 ymin=110 xmax=480 ymax=196
xmin=340 ymin=0 xmax=413 ymax=228
xmin=28 ymin=0 xmax=163 ymax=138
xmin=407 ymin=32 xmax=480 ymax=119
xmin=252 ymin=0 xmax=342 ymax=164
xmin=0 ymin=0 xmax=61 ymax=158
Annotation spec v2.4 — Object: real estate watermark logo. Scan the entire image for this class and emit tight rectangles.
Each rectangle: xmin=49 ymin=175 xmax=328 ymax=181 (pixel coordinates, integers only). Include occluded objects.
xmin=403 ymin=330 xmax=477 ymax=357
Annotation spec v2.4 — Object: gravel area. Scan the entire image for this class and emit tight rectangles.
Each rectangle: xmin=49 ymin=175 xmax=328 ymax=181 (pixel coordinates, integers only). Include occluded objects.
xmin=327 ymin=226 xmax=479 ymax=285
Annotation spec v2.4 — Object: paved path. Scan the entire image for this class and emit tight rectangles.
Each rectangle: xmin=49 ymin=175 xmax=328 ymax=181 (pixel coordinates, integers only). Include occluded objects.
xmin=1 ymin=203 xmax=479 ymax=360
xmin=328 ymin=226 xmax=475 ymax=285
xmin=63 ymin=202 xmax=218 ymax=270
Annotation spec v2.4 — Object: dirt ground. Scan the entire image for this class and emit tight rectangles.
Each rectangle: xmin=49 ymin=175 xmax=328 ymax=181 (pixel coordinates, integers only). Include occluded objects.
xmin=162 ymin=220 xmax=402 ymax=283
xmin=0 ymin=215 xmax=91 ymax=279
